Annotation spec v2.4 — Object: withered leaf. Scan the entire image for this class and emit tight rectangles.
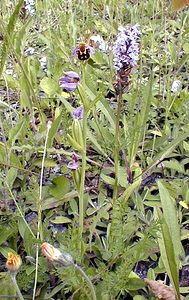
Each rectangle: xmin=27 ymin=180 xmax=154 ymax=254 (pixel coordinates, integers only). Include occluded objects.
xmin=144 ymin=278 xmax=185 ymax=300
xmin=172 ymin=0 xmax=189 ymax=10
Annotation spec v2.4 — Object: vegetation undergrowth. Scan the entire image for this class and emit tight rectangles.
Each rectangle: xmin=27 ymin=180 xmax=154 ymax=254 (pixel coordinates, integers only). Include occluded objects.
xmin=0 ymin=0 xmax=189 ymax=299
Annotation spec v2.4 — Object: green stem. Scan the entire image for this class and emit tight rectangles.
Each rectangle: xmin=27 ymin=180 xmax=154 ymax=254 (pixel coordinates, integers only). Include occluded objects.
xmin=113 ymin=90 xmax=122 ymax=201
xmin=74 ymin=264 xmax=97 ymax=300
xmin=10 ymin=274 xmax=24 ymax=300
xmin=33 ymin=121 xmax=52 ymax=300
xmin=78 ymin=111 xmax=87 ymax=236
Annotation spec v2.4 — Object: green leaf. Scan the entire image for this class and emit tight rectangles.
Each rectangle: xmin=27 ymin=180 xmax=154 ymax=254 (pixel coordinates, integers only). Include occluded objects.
xmin=77 ymin=83 xmax=90 ymax=109
xmin=18 ymin=218 xmax=36 ymax=256
xmin=41 ymin=190 xmax=77 ymax=210
xmin=14 ymin=18 xmax=32 ymax=56
xmin=163 ymin=160 xmax=184 ymax=173
xmin=49 ymin=176 xmax=70 ymax=199
xmin=50 ymin=216 xmax=72 ymax=224
xmin=7 ymin=168 xmax=17 ymax=189
xmin=47 ymin=111 xmax=62 ymax=148
xmin=0 ymin=272 xmax=16 ymax=299
xmin=19 ymin=71 xmax=33 ymax=109
xmin=128 ymin=76 xmax=153 ymax=166
xmin=40 ymin=77 xmax=59 ymax=96
xmin=8 ymin=119 xmax=26 ymax=147
xmin=0 ymin=225 xmax=13 ymax=245
xmin=32 ymin=158 xmax=57 ymax=168
xmin=155 ymin=208 xmax=181 ymax=300
xmin=125 ymin=278 xmax=146 ymax=291
xmin=158 ymin=180 xmax=184 ymax=261
xmin=146 ymin=131 xmax=189 ymax=174
xmin=0 ymin=0 xmax=25 ymax=77
xmin=0 ymin=247 xmax=17 ymax=258
xmin=119 ymin=179 xmax=141 ymax=202
xmin=44 ymin=283 xmax=65 ymax=299
xmin=100 ymin=173 xmax=115 ymax=185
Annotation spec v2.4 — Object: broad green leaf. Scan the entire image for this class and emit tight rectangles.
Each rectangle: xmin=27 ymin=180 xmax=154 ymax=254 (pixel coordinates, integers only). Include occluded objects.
xmin=88 ymin=88 xmax=106 ymax=110
xmin=158 ymin=180 xmax=184 ymax=261
xmin=40 ymin=77 xmax=59 ymax=96
xmin=146 ymin=131 xmax=189 ymax=174
xmin=125 ymin=278 xmax=146 ymax=291
xmin=119 ymin=179 xmax=141 ymax=202
xmin=77 ymin=83 xmax=90 ymax=109
xmin=155 ymin=208 xmax=181 ymax=300
xmin=100 ymin=173 xmax=115 ymax=185
xmin=59 ymin=96 xmax=74 ymax=113
xmin=0 ymin=247 xmax=17 ymax=258
xmin=41 ymin=190 xmax=77 ymax=210
xmin=118 ymin=166 xmax=128 ymax=188
xmin=14 ymin=18 xmax=32 ymax=56
xmin=84 ymin=83 xmax=115 ymax=128
xmin=8 ymin=119 xmax=26 ymax=147
xmin=0 ymin=225 xmax=13 ymax=245
xmin=7 ymin=168 xmax=17 ymax=189
xmin=47 ymin=111 xmax=62 ymax=148
xmin=0 ymin=99 xmax=18 ymax=114
xmin=32 ymin=158 xmax=57 ymax=168
xmin=19 ymin=72 xmax=33 ymax=109
xmin=0 ymin=272 xmax=16 ymax=299
xmin=44 ymin=283 xmax=65 ymax=299
xmin=49 ymin=176 xmax=70 ymax=199
xmin=163 ymin=160 xmax=184 ymax=173
xmin=50 ymin=216 xmax=72 ymax=224
xmin=18 ymin=218 xmax=36 ymax=256
xmin=128 ymin=76 xmax=153 ymax=166
xmin=87 ymin=129 xmax=106 ymax=155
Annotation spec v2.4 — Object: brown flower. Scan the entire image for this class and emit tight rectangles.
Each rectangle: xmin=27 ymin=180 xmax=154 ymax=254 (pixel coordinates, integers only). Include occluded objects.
xmin=6 ymin=252 xmax=22 ymax=273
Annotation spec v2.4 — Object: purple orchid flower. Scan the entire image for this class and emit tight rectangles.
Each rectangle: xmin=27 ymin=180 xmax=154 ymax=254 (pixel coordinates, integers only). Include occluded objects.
xmin=67 ymin=153 xmax=80 ymax=170
xmin=59 ymin=71 xmax=80 ymax=92
xmin=72 ymin=106 xmax=84 ymax=120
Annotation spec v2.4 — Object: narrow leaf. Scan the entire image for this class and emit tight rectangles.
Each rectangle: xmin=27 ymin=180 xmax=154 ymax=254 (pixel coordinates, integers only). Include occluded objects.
xmin=0 ymin=0 xmax=25 ymax=77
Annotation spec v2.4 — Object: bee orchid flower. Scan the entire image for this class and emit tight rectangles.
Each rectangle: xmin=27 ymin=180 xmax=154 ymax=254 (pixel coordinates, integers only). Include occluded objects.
xmin=59 ymin=71 xmax=80 ymax=92
xmin=67 ymin=153 xmax=80 ymax=170
xmin=72 ymin=41 xmax=95 ymax=61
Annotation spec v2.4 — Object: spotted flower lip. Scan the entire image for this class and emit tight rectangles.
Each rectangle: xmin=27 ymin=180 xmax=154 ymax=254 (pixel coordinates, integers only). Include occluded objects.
xmin=6 ymin=252 xmax=22 ymax=273
xmin=67 ymin=153 xmax=80 ymax=170
xmin=72 ymin=41 xmax=95 ymax=60
xmin=72 ymin=106 xmax=83 ymax=120
xmin=59 ymin=71 xmax=80 ymax=92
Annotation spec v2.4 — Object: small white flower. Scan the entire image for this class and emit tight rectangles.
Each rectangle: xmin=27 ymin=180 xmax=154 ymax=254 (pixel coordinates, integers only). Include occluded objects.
xmin=90 ymin=35 xmax=109 ymax=52
xmin=171 ymin=80 xmax=182 ymax=93
xmin=24 ymin=0 xmax=35 ymax=16
xmin=24 ymin=47 xmax=35 ymax=56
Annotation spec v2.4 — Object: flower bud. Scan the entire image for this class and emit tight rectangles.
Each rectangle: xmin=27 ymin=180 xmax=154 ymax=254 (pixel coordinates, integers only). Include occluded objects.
xmin=41 ymin=242 xmax=74 ymax=267
xmin=72 ymin=119 xmax=84 ymax=148
xmin=6 ymin=252 xmax=22 ymax=273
